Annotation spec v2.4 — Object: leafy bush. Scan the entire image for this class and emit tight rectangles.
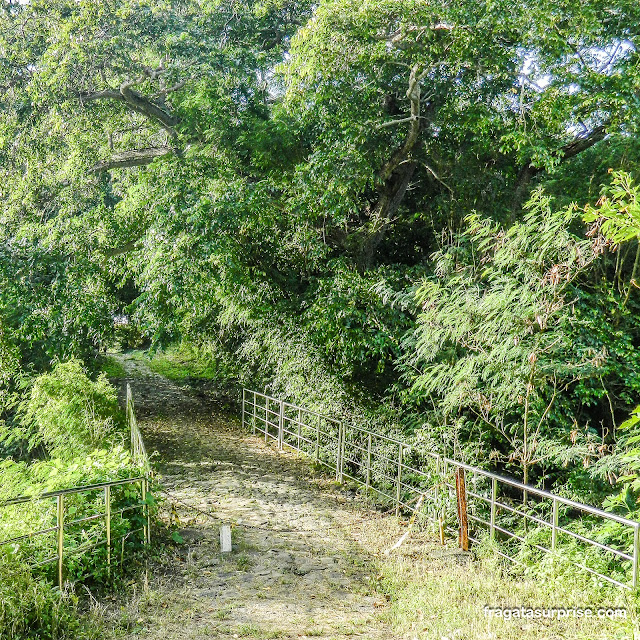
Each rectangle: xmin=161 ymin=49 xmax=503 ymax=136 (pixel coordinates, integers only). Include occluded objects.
xmin=395 ymin=191 xmax=640 ymax=492
xmin=7 ymin=360 xmax=124 ymax=460
xmin=0 ymin=556 xmax=95 ymax=639
xmin=303 ymin=261 xmax=414 ymax=383
xmin=0 ymin=359 xmax=151 ymax=594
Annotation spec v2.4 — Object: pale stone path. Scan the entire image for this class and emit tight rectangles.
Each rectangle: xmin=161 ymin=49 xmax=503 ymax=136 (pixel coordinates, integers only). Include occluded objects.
xmin=112 ymin=354 xmax=400 ymax=640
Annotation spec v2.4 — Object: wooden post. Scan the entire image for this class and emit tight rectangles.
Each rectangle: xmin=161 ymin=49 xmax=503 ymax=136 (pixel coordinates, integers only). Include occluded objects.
xmin=455 ymin=467 xmax=469 ymax=552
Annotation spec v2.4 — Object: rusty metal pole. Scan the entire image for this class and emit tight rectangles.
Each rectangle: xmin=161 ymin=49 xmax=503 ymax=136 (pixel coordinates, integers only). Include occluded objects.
xmin=455 ymin=467 xmax=469 ymax=552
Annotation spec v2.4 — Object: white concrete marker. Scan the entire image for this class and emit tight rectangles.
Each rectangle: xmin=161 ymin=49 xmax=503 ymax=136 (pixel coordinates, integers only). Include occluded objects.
xmin=220 ymin=524 xmax=232 ymax=553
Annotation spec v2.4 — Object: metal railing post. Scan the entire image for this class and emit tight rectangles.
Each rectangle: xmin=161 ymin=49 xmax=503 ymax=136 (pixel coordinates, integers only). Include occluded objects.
xmin=105 ymin=486 xmax=111 ymax=576
xmin=278 ymin=400 xmax=284 ymax=450
xmin=340 ymin=423 xmax=346 ymax=481
xmin=315 ymin=415 xmax=320 ymax=460
xmin=252 ymin=391 xmax=257 ymax=435
xmin=551 ymin=498 xmax=558 ymax=551
xmin=395 ymin=444 xmax=403 ymax=517
xmin=265 ymin=398 xmax=269 ymax=442
xmin=366 ymin=433 xmax=372 ymax=492
xmin=242 ymin=389 xmax=246 ymax=431
xmin=633 ymin=524 xmax=639 ymax=589
xmin=297 ymin=408 xmax=302 ymax=451
xmin=57 ymin=494 xmax=64 ymax=587
xmin=490 ymin=477 xmax=497 ymax=541
xmin=142 ymin=477 xmax=151 ymax=545
xmin=336 ymin=422 xmax=343 ymax=482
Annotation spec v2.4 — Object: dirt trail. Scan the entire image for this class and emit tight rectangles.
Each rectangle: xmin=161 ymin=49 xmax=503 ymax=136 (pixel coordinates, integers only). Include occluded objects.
xmin=112 ymin=354 xmax=401 ymax=640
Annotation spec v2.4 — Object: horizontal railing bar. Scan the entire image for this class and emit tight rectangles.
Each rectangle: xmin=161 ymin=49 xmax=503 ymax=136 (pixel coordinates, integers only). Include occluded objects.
xmin=281 ymin=402 xmax=341 ymax=425
xmin=244 ymin=388 xmax=640 ymax=589
xmin=65 ymin=538 xmax=107 ymax=558
xmin=461 ymin=488 xmax=492 ymax=506
xmin=568 ymin=560 xmax=630 ymax=589
xmin=118 ymin=503 xmax=146 ymax=515
xmin=489 ymin=546 xmax=526 ymax=568
xmin=554 ymin=525 xmax=632 ymax=559
xmin=399 ymin=464 xmax=433 ymax=478
xmin=467 ymin=513 xmax=491 ymax=528
xmin=0 ymin=526 xmax=59 ymax=546
xmin=468 ymin=514 xmax=555 ymax=562
xmin=1 ymin=477 xmax=145 ymax=507
xmin=442 ymin=459 xmax=638 ymax=527
xmin=493 ymin=500 xmax=558 ymax=528
xmin=370 ymin=453 xmax=401 ymax=467
xmin=66 ymin=512 xmax=107 ymax=527
xmin=282 ymin=418 xmax=315 ymax=432
xmin=343 ymin=442 xmax=369 ymax=456
xmin=489 ymin=523 xmax=555 ymax=556
xmin=31 ymin=555 xmax=59 ymax=568
xmin=282 ymin=432 xmax=314 ymax=447
xmin=399 ymin=482 xmax=431 ymax=496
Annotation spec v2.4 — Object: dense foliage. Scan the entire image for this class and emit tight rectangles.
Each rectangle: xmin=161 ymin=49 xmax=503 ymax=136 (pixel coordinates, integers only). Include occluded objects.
xmin=3 ymin=0 xmax=640 ymax=594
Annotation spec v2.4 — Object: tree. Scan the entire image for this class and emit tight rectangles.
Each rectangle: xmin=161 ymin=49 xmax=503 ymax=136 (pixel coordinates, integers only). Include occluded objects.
xmin=283 ymin=0 xmax=640 ymax=266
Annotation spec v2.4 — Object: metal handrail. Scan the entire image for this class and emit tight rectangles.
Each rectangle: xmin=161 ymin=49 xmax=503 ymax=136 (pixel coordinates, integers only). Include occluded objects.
xmin=127 ymin=383 xmax=150 ymax=471
xmin=0 ymin=386 xmax=151 ymax=586
xmin=0 ymin=476 xmax=146 ymax=508
xmin=242 ymin=388 xmax=640 ymax=590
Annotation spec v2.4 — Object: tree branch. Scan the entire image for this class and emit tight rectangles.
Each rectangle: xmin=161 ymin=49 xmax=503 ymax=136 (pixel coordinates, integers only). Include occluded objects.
xmin=81 ymin=79 xmax=180 ymax=135
xmin=378 ymin=64 xmax=424 ymax=181
xmin=102 ymin=239 xmax=141 ymax=258
xmin=91 ymin=147 xmax=174 ymax=172
xmin=512 ymin=124 xmax=608 ymax=211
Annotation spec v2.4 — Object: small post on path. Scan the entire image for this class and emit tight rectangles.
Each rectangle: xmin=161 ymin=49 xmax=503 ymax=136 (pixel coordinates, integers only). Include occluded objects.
xmin=455 ymin=467 xmax=469 ymax=552
xmin=220 ymin=525 xmax=232 ymax=553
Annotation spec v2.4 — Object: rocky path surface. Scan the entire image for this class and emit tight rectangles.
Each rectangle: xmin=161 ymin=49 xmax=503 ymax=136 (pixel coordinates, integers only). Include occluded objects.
xmin=113 ymin=354 xmax=400 ymax=640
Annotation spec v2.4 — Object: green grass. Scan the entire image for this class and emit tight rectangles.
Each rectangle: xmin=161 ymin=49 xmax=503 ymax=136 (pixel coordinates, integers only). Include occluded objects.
xmin=130 ymin=346 xmax=218 ymax=381
xmin=374 ymin=535 xmax=639 ymax=640
xmin=236 ymin=552 xmax=252 ymax=572
xmin=98 ymin=355 xmax=127 ymax=378
xmin=0 ymin=560 xmax=102 ymax=640
xmin=236 ymin=624 xmax=284 ymax=638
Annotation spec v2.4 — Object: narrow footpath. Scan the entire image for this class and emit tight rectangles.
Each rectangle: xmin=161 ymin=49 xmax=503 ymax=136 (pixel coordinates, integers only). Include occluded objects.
xmin=112 ymin=354 xmax=401 ymax=640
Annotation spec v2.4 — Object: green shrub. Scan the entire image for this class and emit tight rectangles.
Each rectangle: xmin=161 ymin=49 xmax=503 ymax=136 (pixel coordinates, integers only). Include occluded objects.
xmin=0 ymin=556 xmax=95 ymax=639
xmin=7 ymin=360 xmax=123 ymax=460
